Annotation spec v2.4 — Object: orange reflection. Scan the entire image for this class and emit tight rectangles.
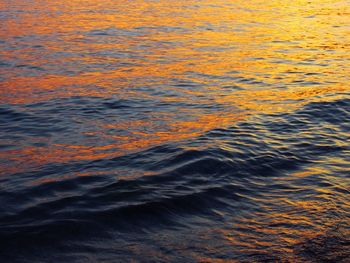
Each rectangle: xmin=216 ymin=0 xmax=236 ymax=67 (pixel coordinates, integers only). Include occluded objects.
xmin=1 ymin=0 xmax=349 ymax=176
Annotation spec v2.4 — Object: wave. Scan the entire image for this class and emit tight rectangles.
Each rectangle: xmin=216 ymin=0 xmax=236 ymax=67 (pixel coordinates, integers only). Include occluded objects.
xmin=0 ymin=98 xmax=349 ymax=261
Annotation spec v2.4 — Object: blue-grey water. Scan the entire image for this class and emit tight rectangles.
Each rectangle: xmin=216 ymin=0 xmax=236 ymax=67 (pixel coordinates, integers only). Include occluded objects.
xmin=0 ymin=0 xmax=349 ymax=262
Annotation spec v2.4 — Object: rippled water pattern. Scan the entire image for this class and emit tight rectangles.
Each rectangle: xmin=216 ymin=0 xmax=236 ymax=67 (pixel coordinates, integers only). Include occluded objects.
xmin=1 ymin=0 xmax=349 ymax=262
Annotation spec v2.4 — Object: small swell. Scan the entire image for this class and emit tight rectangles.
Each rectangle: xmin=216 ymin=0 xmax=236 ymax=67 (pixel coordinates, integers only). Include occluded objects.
xmin=0 ymin=98 xmax=349 ymax=260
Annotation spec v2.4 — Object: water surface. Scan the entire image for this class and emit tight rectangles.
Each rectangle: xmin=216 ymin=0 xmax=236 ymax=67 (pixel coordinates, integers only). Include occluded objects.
xmin=0 ymin=0 xmax=349 ymax=262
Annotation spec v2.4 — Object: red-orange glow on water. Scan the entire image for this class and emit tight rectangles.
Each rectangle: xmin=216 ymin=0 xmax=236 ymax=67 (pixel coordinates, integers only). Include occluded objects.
xmin=1 ymin=0 xmax=349 ymax=174
xmin=1 ymin=0 xmax=350 ymax=261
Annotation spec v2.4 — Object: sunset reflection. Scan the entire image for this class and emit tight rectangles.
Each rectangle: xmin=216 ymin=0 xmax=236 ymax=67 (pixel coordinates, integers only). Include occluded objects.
xmin=0 ymin=0 xmax=349 ymax=261
xmin=1 ymin=0 xmax=349 ymax=172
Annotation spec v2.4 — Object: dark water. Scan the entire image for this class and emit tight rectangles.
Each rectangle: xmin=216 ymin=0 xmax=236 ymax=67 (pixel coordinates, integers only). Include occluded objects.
xmin=1 ymin=0 xmax=349 ymax=262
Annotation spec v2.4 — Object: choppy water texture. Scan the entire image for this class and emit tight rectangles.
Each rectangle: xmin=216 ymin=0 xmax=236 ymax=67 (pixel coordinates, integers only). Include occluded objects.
xmin=1 ymin=0 xmax=350 ymax=262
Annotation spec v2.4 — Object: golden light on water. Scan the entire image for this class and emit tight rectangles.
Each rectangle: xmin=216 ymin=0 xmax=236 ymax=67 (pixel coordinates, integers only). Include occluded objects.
xmin=0 ymin=1 xmax=349 ymax=260
xmin=0 ymin=0 xmax=349 ymax=175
